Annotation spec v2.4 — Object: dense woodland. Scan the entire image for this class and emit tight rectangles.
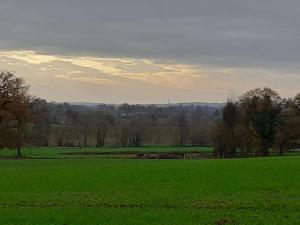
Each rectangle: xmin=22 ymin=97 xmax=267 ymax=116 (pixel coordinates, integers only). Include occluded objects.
xmin=0 ymin=71 xmax=299 ymax=157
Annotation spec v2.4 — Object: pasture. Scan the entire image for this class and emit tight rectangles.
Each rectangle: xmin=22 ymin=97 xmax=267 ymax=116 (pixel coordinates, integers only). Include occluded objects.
xmin=0 ymin=146 xmax=214 ymax=159
xmin=0 ymin=154 xmax=299 ymax=225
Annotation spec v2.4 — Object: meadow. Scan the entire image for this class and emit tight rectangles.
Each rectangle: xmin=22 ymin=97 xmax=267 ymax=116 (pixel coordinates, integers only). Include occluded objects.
xmin=0 ymin=154 xmax=299 ymax=225
xmin=0 ymin=146 xmax=214 ymax=159
xmin=0 ymin=147 xmax=298 ymax=159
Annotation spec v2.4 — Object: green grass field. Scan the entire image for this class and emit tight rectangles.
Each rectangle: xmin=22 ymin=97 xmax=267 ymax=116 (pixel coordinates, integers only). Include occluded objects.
xmin=0 ymin=147 xmax=298 ymax=159
xmin=0 ymin=156 xmax=299 ymax=224
xmin=0 ymin=146 xmax=214 ymax=158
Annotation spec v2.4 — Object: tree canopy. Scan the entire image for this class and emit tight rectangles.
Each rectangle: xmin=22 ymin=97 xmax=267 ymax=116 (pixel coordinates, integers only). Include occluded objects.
xmin=0 ymin=72 xmax=31 ymax=157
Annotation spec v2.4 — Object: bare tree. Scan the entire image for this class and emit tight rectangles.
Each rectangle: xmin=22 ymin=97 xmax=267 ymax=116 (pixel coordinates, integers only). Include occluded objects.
xmin=176 ymin=111 xmax=189 ymax=146
xmin=27 ymin=98 xmax=49 ymax=146
xmin=222 ymin=98 xmax=239 ymax=155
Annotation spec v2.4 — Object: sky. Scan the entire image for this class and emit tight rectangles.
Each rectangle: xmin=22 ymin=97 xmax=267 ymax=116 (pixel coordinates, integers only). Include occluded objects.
xmin=0 ymin=0 xmax=299 ymax=104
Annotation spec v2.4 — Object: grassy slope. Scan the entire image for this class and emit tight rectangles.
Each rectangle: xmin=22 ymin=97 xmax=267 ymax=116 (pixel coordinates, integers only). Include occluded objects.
xmin=0 ymin=157 xmax=299 ymax=224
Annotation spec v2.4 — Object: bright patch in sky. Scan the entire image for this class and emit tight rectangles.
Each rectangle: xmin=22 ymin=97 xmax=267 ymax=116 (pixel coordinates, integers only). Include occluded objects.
xmin=0 ymin=1 xmax=299 ymax=103
xmin=0 ymin=50 xmax=299 ymax=103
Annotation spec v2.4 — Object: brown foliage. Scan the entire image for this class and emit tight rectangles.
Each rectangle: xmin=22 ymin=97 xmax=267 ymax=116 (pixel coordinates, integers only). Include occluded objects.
xmin=0 ymin=72 xmax=32 ymax=157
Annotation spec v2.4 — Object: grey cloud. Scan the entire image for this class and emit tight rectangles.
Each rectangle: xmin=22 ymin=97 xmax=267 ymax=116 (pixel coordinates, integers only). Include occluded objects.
xmin=0 ymin=0 xmax=300 ymax=69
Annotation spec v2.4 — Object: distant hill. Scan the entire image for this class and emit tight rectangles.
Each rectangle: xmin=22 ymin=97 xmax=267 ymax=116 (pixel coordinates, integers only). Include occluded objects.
xmin=66 ymin=101 xmax=225 ymax=108
xmin=158 ymin=102 xmax=225 ymax=108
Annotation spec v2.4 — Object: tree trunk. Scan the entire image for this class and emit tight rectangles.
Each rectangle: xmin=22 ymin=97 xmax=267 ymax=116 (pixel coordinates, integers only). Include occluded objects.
xmin=16 ymin=147 xmax=22 ymax=158
xmin=230 ymin=147 xmax=236 ymax=157
xmin=16 ymin=120 xmax=22 ymax=158
xmin=179 ymin=133 xmax=184 ymax=147
xmin=262 ymin=144 xmax=269 ymax=156
xmin=83 ymin=127 xmax=87 ymax=147
xmin=96 ymin=128 xmax=106 ymax=147
xmin=279 ymin=145 xmax=284 ymax=156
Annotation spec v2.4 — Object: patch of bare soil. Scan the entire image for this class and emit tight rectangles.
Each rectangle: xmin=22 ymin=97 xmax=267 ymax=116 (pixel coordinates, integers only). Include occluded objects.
xmin=214 ymin=218 xmax=236 ymax=225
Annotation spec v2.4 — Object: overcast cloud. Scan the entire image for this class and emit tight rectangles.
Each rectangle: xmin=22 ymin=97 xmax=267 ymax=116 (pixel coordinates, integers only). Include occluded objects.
xmin=0 ymin=0 xmax=299 ymax=103
xmin=0 ymin=0 xmax=299 ymax=67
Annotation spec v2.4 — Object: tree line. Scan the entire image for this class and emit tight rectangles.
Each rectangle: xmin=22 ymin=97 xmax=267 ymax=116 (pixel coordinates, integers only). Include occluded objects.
xmin=0 ymin=72 xmax=219 ymax=157
xmin=0 ymin=71 xmax=299 ymax=157
xmin=212 ymin=88 xmax=300 ymax=157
